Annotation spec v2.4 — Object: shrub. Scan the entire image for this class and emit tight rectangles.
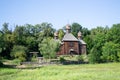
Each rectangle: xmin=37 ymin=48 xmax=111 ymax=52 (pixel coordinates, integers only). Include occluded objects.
xmin=12 ymin=59 xmax=21 ymax=65
xmin=102 ymin=42 xmax=119 ymax=62
xmin=11 ymin=45 xmax=28 ymax=62
xmin=76 ymin=55 xmax=84 ymax=62
xmin=0 ymin=61 xmax=3 ymax=67
xmin=117 ymin=52 xmax=120 ymax=62
xmin=59 ymin=57 xmax=65 ymax=63
xmin=88 ymin=46 xmax=101 ymax=64
xmin=39 ymin=38 xmax=60 ymax=59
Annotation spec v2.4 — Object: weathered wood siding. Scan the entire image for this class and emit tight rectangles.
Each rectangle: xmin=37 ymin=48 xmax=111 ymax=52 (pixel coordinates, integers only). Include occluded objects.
xmin=57 ymin=41 xmax=80 ymax=55
xmin=80 ymin=44 xmax=86 ymax=54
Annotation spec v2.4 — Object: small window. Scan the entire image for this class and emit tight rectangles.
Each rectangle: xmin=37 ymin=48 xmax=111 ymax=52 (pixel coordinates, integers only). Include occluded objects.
xmin=69 ymin=42 xmax=74 ymax=47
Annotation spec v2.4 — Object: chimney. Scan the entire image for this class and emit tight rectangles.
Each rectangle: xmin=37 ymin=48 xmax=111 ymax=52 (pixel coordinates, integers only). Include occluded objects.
xmin=66 ymin=24 xmax=71 ymax=33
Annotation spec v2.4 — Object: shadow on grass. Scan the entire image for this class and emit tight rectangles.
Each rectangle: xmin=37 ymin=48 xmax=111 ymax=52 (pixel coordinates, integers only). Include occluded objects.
xmin=0 ymin=64 xmax=17 ymax=69
xmin=0 ymin=60 xmax=88 ymax=69
xmin=0 ymin=63 xmax=43 ymax=70
xmin=46 ymin=59 xmax=89 ymax=65
xmin=61 ymin=60 xmax=88 ymax=65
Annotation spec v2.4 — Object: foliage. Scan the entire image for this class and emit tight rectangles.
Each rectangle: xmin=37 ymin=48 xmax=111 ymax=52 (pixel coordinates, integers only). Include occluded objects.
xmin=11 ymin=45 xmax=28 ymax=62
xmin=81 ymin=27 xmax=90 ymax=37
xmin=12 ymin=59 xmax=21 ymax=65
xmin=2 ymin=22 xmax=11 ymax=34
xmin=59 ymin=56 xmax=66 ymax=63
xmin=0 ymin=32 xmax=4 ymax=54
xmin=102 ymin=42 xmax=120 ymax=62
xmin=39 ymin=38 xmax=60 ymax=59
xmin=58 ymin=29 xmax=64 ymax=40
xmin=106 ymin=24 xmax=120 ymax=44
xmin=83 ymin=35 xmax=93 ymax=54
xmin=117 ymin=52 xmax=120 ymax=61
xmin=26 ymin=36 xmax=38 ymax=51
xmin=0 ymin=22 xmax=120 ymax=64
xmin=40 ymin=22 xmax=55 ymax=37
xmin=87 ymin=26 xmax=109 ymax=63
xmin=0 ymin=62 xmax=3 ymax=67
xmin=71 ymin=22 xmax=82 ymax=37
xmin=76 ymin=55 xmax=84 ymax=61
xmin=88 ymin=46 xmax=102 ymax=64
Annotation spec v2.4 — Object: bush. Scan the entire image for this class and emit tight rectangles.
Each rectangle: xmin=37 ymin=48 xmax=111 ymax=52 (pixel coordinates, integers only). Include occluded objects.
xmin=12 ymin=59 xmax=21 ymax=65
xmin=39 ymin=38 xmax=60 ymax=59
xmin=11 ymin=45 xmax=28 ymax=62
xmin=59 ymin=57 xmax=65 ymax=63
xmin=117 ymin=52 xmax=120 ymax=62
xmin=76 ymin=55 xmax=84 ymax=62
xmin=0 ymin=61 xmax=3 ymax=67
xmin=102 ymin=42 xmax=119 ymax=62
xmin=76 ymin=55 xmax=88 ymax=62
xmin=88 ymin=47 xmax=101 ymax=64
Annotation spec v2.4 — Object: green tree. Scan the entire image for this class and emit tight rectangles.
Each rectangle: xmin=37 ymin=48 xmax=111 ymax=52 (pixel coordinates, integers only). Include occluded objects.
xmin=11 ymin=45 xmax=28 ymax=62
xmin=26 ymin=36 xmax=38 ymax=52
xmin=41 ymin=22 xmax=55 ymax=37
xmin=13 ymin=25 xmax=26 ymax=45
xmin=0 ymin=31 xmax=5 ymax=66
xmin=82 ymin=27 xmax=90 ymax=37
xmin=0 ymin=31 xmax=4 ymax=54
xmin=84 ymin=35 xmax=93 ymax=54
xmin=88 ymin=27 xmax=108 ymax=59
xmin=39 ymin=38 xmax=60 ymax=59
xmin=2 ymin=22 xmax=11 ymax=34
xmin=88 ymin=46 xmax=102 ymax=64
xmin=0 ymin=32 xmax=3 ymax=66
xmin=58 ymin=29 xmax=64 ymax=40
xmin=106 ymin=24 xmax=120 ymax=44
xmin=71 ymin=23 xmax=82 ymax=37
xmin=102 ymin=42 xmax=120 ymax=62
xmin=0 ymin=23 xmax=13 ymax=58
xmin=38 ymin=22 xmax=55 ymax=43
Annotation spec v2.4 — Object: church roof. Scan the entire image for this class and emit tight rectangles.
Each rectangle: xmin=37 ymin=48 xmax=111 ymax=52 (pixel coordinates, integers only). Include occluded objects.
xmin=62 ymin=33 xmax=78 ymax=41
xmin=78 ymin=39 xmax=86 ymax=44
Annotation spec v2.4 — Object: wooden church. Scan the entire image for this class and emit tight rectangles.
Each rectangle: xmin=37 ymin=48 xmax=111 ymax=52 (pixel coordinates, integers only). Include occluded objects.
xmin=54 ymin=24 xmax=86 ymax=55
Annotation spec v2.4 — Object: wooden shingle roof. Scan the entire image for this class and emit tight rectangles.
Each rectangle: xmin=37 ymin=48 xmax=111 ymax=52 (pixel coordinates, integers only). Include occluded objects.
xmin=62 ymin=33 xmax=78 ymax=41
xmin=78 ymin=39 xmax=86 ymax=44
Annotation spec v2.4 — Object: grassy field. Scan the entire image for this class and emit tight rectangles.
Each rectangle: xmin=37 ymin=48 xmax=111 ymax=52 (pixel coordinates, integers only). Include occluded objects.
xmin=0 ymin=63 xmax=120 ymax=80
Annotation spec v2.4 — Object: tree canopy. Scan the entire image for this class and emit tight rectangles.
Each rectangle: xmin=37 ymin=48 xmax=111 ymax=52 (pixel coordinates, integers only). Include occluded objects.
xmin=0 ymin=22 xmax=120 ymax=64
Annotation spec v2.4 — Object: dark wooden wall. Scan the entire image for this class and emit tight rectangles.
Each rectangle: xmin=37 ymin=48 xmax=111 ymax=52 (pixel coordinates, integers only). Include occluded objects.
xmin=57 ymin=41 xmax=80 ymax=55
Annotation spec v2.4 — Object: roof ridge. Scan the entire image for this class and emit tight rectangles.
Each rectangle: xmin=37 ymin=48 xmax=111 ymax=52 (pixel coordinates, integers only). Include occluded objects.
xmin=62 ymin=33 xmax=78 ymax=41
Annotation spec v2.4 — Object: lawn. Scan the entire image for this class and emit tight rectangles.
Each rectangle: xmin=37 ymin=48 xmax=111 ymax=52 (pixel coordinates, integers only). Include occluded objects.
xmin=0 ymin=63 xmax=120 ymax=80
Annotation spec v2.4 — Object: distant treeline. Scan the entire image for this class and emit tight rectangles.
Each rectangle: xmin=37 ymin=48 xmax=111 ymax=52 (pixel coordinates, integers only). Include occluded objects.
xmin=0 ymin=22 xmax=120 ymax=64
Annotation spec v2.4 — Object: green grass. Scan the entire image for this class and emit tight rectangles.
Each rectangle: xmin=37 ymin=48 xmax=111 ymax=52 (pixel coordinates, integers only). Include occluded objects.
xmin=0 ymin=63 xmax=120 ymax=80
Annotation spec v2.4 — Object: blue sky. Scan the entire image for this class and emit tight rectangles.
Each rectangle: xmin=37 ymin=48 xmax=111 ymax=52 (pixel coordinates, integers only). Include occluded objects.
xmin=0 ymin=0 xmax=120 ymax=30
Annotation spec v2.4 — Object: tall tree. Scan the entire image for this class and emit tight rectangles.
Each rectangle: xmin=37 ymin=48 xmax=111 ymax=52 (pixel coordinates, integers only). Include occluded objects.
xmin=39 ymin=37 xmax=60 ymax=59
xmin=13 ymin=25 xmax=26 ymax=45
xmin=106 ymin=24 xmax=120 ymax=44
xmin=58 ymin=29 xmax=64 ymax=40
xmin=82 ymin=27 xmax=90 ymax=37
xmin=2 ymin=23 xmax=10 ymax=34
xmin=38 ymin=22 xmax=55 ymax=43
xmin=71 ymin=23 xmax=82 ymax=37
xmin=1 ymin=23 xmax=13 ymax=58
xmin=87 ymin=26 xmax=109 ymax=63
xmin=41 ymin=22 xmax=55 ymax=37
xmin=0 ymin=31 xmax=4 ymax=55
xmin=88 ymin=46 xmax=102 ymax=64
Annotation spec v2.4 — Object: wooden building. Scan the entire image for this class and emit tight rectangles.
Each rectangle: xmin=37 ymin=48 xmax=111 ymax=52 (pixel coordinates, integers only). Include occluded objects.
xmin=55 ymin=24 xmax=86 ymax=55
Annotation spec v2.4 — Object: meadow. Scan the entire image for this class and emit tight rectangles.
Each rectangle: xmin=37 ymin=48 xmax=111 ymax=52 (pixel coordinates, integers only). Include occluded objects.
xmin=0 ymin=63 xmax=120 ymax=80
